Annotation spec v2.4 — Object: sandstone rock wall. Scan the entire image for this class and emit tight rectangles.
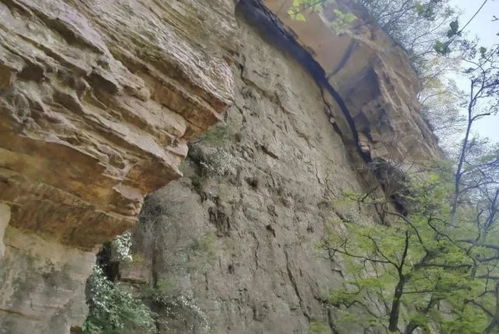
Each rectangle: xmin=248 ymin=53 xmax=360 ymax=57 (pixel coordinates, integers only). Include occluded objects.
xmin=122 ymin=1 xmax=441 ymax=333
xmin=0 ymin=0 xmax=235 ymax=250
xmin=0 ymin=0 xmax=235 ymax=332
xmin=127 ymin=16 xmax=375 ymax=331
xmin=0 ymin=0 xmax=441 ymax=333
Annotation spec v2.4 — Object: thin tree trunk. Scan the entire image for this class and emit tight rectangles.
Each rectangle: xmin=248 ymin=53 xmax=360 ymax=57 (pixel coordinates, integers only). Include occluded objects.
xmin=389 ymin=277 xmax=406 ymax=332
xmin=484 ymin=283 xmax=499 ymax=334
xmin=450 ymin=107 xmax=473 ymax=227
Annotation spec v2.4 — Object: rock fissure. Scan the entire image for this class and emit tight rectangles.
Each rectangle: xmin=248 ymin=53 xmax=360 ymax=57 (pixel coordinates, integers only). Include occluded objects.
xmin=238 ymin=0 xmax=369 ymax=165
xmin=284 ymin=247 xmax=311 ymax=321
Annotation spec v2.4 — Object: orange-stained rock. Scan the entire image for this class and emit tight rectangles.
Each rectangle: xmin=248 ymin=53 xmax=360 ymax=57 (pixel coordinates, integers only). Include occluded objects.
xmin=0 ymin=0 xmax=236 ymax=249
xmin=263 ymin=0 xmax=441 ymax=163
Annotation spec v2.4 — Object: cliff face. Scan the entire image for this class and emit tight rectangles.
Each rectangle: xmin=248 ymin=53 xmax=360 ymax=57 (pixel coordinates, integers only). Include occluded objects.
xmin=0 ymin=0 xmax=235 ymax=332
xmin=260 ymin=0 xmax=440 ymax=163
xmin=0 ymin=0 xmax=440 ymax=333
xmin=127 ymin=16 xmax=375 ymax=333
xmin=122 ymin=1 xmax=441 ymax=334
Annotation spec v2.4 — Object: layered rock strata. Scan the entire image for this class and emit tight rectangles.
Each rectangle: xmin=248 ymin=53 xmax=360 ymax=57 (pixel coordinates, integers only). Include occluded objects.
xmin=0 ymin=0 xmax=235 ymax=332
xmin=0 ymin=0 xmax=442 ymax=333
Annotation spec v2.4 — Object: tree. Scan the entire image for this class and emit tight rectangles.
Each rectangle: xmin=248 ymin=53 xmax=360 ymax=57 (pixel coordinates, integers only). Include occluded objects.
xmin=322 ymin=161 xmax=499 ymax=333
xmin=418 ymin=78 xmax=465 ymax=150
xmin=359 ymin=0 xmax=459 ymax=67
xmin=449 ymin=43 xmax=499 ymax=226
xmin=319 ymin=42 xmax=499 ymax=332
xmin=286 ymin=2 xmax=499 ymax=332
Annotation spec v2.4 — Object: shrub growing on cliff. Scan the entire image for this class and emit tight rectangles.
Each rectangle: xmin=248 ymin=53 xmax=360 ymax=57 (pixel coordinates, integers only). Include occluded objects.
xmin=83 ymin=266 xmax=156 ymax=334
xmin=111 ymin=231 xmax=133 ymax=262
xmin=197 ymin=120 xmax=232 ymax=147
xmin=308 ymin=320 xmax=330 ymax=334
xmin=143 ymin=279 xmax=210 ymax=332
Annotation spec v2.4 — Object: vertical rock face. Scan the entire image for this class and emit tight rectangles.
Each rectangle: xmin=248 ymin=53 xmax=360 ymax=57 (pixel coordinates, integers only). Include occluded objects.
xmin=123 ymin=2 xmax=441 ymax=334
xmin=127 ymin=17 xmax=376 ymax=332
xmin=0 ymin=203 xmax=10 ymax=257
xmin=0 ymin=0 xmax=235 ymax=332
xmin=0 ymin=228 xmax=95 ymax=334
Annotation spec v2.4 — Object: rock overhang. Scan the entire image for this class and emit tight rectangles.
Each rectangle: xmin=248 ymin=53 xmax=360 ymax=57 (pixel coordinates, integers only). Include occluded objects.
xmin=0 ymin=0 xmax=442 ymax=249
xmin=254 ymin=0 xmax=441 ymax=163
xmin=0 ymin=0 xmax=237 ymax=249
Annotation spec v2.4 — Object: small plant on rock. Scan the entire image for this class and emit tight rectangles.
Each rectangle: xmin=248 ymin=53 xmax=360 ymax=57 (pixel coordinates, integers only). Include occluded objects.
xmin=145 ymin=279 xmax=210 ymax=332
xmin=83 ymin=266 xmax=156 ymax=334
xmin=111 ymin=231 xmax=133 ymax=263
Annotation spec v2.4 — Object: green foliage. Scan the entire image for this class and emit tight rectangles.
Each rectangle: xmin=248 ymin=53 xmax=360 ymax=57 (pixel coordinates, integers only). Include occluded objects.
xmin=83 ymin=266 xmax=156 ymax=334
xmin=186 ymin=232 xmax=218 ymax=272
xmin=322 ymin=166 xmax=499 ymax=333
xmin=434 ymin=40 xmax=451 ymax=55
xmin=287 ymin=0 xmax=328 ymax=21
xmin=143 ymin=278 xmax=177 ymax=304
xmin=308 ymin=320 xmax=330 ymax=334
xmin=330 ymin=9 xmax=357 ymax=32
xmin=201 ymin=121 xmax=232 ymax=146
xmin=144 ymin=279 xmax=210 ymax=331
xmin=287 ymin=0 xmax=356 ymax=30
xmin=435 ymin=19 xmax=460 ymax=54
xmin=353 ymin=0 xmax=458 ymax=61
xmin=190 ymin=232 xmax=217 ymax=261
xmin=447 ymin=20 xmax=460 ymax=38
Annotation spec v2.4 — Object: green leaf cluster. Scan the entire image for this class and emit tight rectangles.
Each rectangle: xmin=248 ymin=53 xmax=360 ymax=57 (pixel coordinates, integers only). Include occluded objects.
xmin=322 ymin=165 xmax=499 ymax=333
xmin=83 ymin=266 xmax=156 ymax=334
xmin=287 ymin=0 xmax=334 ymax=21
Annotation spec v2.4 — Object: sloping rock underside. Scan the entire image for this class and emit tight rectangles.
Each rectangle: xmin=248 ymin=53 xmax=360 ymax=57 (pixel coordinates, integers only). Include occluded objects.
xmin=0 ymin=0 xmax=235 ymax=332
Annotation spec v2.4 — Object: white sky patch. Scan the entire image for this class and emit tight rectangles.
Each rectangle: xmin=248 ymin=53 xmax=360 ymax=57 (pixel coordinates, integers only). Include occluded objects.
xmin=449 ymin=0 xmax=499 ymax=142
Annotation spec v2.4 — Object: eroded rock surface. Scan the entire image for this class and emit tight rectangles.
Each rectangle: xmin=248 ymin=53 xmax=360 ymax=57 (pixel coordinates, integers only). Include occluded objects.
xmin=0 ymin=203 xmax=10 ymax=257
xmin=122 ymin=2 xmax=441 ymax=334
xmin=0 ymin=228 xmax=94 ymax=334
xmin=127 ymin=17 xmax=375 ymax=331
xmin=0 ymin=0 xmax=235 ymax=249
xmin=0 ymin=0 xmax=442 ymax=332
xmin=263 ymin=0 xmax=441 ymax=163
xmin=0 ymin=0 xmax=235 ymax=332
